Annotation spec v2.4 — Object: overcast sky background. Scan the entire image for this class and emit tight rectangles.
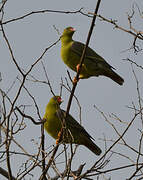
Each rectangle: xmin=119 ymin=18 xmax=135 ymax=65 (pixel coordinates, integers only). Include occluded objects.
xmin=1 ymin=0 xmax=143 ymax=179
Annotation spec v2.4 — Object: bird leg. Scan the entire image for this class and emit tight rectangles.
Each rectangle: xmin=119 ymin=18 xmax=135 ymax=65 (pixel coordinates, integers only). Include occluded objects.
xmin=56 ymin=130 xmax=62 ymax=144
xmin=72 ymin=64 xmax=80 ymax=84
xmin=76 ymin=64 xmax=80 ymax=72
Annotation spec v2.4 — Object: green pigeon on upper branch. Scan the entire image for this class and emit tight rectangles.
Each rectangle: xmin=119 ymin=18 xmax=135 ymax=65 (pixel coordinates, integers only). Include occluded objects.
xmin=44 ymin=96 xmax=102 ymax=155
xmin=60 ymin=27 xmax=124 ymax=85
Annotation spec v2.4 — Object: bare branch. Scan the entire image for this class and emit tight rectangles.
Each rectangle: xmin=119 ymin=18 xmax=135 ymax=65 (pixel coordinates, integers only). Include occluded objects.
xmin=0 ymin=167 xmax=16 ymax=180
xmin=2 ymin=8 xmax=89 ymax=25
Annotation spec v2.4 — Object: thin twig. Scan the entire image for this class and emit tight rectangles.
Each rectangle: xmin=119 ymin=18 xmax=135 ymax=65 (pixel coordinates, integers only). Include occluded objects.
xmin=39 ymin=0 xmax=102 ymax=178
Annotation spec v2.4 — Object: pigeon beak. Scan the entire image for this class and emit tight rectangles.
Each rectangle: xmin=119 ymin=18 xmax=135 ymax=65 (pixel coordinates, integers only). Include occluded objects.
xmin=57 ymin=97 xmax=63 ymax=104
xmin=70 ymin=27 xmax=76 ymax=32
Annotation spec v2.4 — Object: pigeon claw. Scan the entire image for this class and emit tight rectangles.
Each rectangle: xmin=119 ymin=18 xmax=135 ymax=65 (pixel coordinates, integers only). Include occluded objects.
xmin=72 ymin=77 xmax=78 ymax=84
xmin=56 ymin=131 xmax=62 ymax=144
xmin=76 ymin=64 xmax=80 ymax=72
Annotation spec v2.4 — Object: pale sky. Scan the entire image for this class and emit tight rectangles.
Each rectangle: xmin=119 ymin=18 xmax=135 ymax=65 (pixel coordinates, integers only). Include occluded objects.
xmin=1 ymin=0 xmax=143 ymax=179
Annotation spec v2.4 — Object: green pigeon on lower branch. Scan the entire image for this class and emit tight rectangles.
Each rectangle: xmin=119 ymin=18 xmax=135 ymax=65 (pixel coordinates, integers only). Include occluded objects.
xmin=44 ymin=96 xmax=102 ymax=155
xmin=60 ymin=27 xmax=124 ymax=85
